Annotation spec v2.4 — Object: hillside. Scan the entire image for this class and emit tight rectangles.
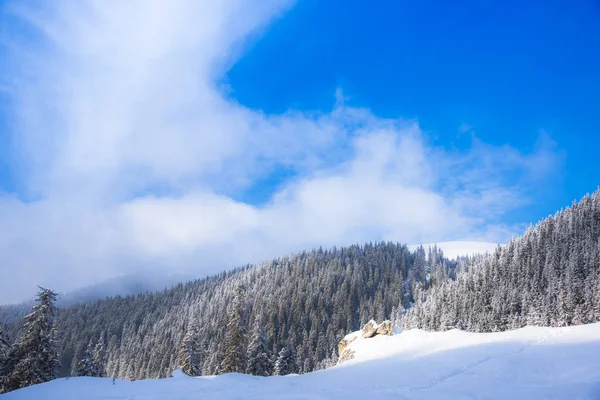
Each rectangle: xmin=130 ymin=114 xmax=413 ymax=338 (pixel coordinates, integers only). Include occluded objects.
xmin=1 ymin=243 xmax=441 ymax=379
xmin=3 ymin=323 xmax=600 ymax=400
xmin=2 ymin=190 xmax=600 ymax=391
xmin=403 ymin=190 xmax=600 ymax=332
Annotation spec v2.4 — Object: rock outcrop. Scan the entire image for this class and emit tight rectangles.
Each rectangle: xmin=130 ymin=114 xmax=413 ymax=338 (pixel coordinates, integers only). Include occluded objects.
xmin=338 ymin=331 xmax=359 ymax=357
xmin=338 ymin=320 xmax=395 ymax=364
xmin=376 ymin=320 xmax=393 ymax=336
xmin=361 ymin=320 xmax=378 ymax=338
xmin=338 ymin=347 xmax=356 ymax=364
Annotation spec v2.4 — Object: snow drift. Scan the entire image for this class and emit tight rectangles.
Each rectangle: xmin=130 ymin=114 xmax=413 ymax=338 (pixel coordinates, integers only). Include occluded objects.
xmin=3 ymin=323 xmax=600 ymax=399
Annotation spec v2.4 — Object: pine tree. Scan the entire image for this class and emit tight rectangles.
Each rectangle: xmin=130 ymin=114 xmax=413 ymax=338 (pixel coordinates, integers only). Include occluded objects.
xmin=274 ymin=341 xmax=297 ymax=376
xmin=0 ymin=316 xmax=10 ymax=394
xmin=246 ymin=317 xmax=272 ymax=376
xmin=6 ymin=288 xmax=60 ymax=391
xmin=74 ymin=338 xmax=96 ymax=377
xmin=92 ymin=335 xmax=106 ymax=377
xmin=178 ymin=323 xmax=201 ymax=376
xmin=203 ymin=343 xmax=222 ymax=376
xmin=220 ymin=286 xmax=248 ymax=374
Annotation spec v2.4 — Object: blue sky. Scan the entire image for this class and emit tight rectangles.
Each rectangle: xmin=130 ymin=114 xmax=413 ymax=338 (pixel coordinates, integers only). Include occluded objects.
xmin=225 ymin=0 xmax=599 ymax=221
xmin=0 ymin=0 xmax=598 ymax=302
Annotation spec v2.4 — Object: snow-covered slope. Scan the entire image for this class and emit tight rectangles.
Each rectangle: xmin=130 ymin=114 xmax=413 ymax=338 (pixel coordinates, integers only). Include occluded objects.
xmin=4 ymin=323 xmax=600 ymax=400
xmin=410 ymin=241 xmax=501 ymax=259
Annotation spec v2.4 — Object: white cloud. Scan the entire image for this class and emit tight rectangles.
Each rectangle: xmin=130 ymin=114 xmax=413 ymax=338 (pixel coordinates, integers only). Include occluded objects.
xmin=0 ymin=0 xmax=561 ymax=303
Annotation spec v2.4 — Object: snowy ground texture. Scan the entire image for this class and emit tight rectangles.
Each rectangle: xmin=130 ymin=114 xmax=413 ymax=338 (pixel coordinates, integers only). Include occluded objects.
xmin=4 ymin=323 xmax=600 ymax=400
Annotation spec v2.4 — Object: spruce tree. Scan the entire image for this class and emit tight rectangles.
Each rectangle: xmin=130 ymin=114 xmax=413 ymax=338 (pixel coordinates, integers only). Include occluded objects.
xmin=178 ymin=323 xmax=201 ymax=376
xmin=74 ymin=338 xmax=96 ymax=377
xmin=246 ymin=317 xmax=272 ymax=376
xmin=92 ymin=335 xmax=106 ymax=377
xmin=0 ymin=317 xmax=10 ymax=394
xmin=6 ymin=288 xmax=60 ymax=391
xmin=220 ymin=286 xmax=248 ymax=374
xmin=274 ymin=341 xmax=297 ymax=376
xmin=70 ymin=342 xmax=84 ymax=377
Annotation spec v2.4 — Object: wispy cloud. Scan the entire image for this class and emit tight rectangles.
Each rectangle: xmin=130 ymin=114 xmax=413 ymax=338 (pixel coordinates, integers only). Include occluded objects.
xmin=0 ymin=0 xmax=561 ymax=303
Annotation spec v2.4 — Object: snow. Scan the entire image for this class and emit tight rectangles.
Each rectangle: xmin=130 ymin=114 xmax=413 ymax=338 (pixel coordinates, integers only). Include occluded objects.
xmin=341 ymin=330 xmax=360 ymax=343
xmin=409 ymin=241 xmax=501 ymax=259
xmin=170 ymin=369 xmax=188 ymax=379
xmin=4 ymin=323 xmax=600 ymax=399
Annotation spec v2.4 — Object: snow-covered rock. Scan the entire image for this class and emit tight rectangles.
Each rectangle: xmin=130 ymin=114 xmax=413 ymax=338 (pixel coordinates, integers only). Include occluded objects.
xmin=339 ymin=320 xmax=395 ymax=364
xmin=338 ymin=331 xmax=360 ymax=358
xmin=361 ymin=320 xmax=378 ymax=338
xmin=375 ymin=320 xmax=393 ymax=336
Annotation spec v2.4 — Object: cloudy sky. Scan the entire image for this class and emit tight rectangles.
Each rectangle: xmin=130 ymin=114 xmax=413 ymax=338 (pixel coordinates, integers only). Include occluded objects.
xmin=0 ymin=0 xmax=598 ymax=303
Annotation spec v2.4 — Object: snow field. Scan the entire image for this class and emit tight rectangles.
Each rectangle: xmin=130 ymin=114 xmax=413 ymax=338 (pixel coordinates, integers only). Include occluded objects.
xmin=3 ymin=323 xmax=600 ymax=400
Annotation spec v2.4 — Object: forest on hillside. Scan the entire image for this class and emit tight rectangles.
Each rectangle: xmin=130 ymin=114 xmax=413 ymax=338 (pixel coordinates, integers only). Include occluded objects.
xmin=1 ymin=242 xmax=447 ymax=384
xmin=2 ymin=190 xmax=600 ymax=392
xmin=401 ymin=190 xmax=600 ymax=331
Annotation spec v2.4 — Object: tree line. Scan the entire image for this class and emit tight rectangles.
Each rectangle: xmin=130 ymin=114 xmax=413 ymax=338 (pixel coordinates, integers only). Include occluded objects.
xmin=401 ymin=190 xmax=600 ymax=331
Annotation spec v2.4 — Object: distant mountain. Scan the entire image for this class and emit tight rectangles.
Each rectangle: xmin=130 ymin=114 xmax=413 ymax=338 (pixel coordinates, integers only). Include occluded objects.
xmin=0 ymin=273 xmax=192 ymax=329
xmin=58 ymin=273 xmax=195 ymax=307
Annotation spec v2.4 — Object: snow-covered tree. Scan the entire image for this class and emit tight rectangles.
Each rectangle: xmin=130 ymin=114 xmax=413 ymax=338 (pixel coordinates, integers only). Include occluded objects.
xmin=0 ymin=314 xmax=10 ymax=394
xmin=202 ymin=342 xmax=222 ymax=376
xmin=220 ymin=286 xmax=248 ymax=374
xmin=74 ymin=338 xmax=96 ymax=377
xmin=178 ymin=323 xmax=201 ymax=376
xmin=6 ymin=288 xmax=60 ymax=391
xmin=246 ymin=317 xmax=272 ymax=376
xmin=92 ymin=335 xmax=106 ymax=377
xmin=274 ymin=342 xmax=297 ymax=376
